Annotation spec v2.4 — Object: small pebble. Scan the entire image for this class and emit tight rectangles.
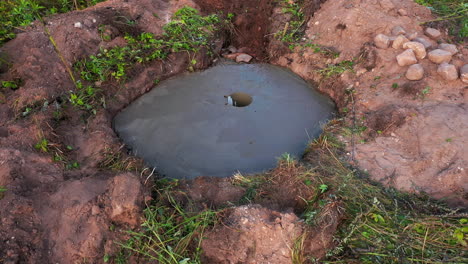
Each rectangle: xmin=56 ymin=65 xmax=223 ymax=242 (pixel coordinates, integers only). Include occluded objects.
xmin=74 ymin=22 xmax=82 ymax=28
xmin=236 ymin=53 xmax=253 ymax=63
xmin=392 ymin=35 xmax=409 ymax=49
xmin=379 ymin=0 xmax=395 ymax=11
xmin=402 ymin=42 xmax=426 ymax=59
xmin=439 ymin=43 xmax=458 ymax=55
xmin=396 ymin=49 xmax=417 ymax=66
xmin=437 ymin=63 xmax=458 ymax=81
xmin=392 ymin=26 xmax=406 ymax=36
xmin=460 ymin=64 xmax=468 ymax=83
xmin=374 ymin=34 xmax=390 ymax=49
xmin=428 ymin=49 xmax=452 ymax=64
xmin=398 ymin=9 xmax=408 ymax=16
xmin=406 ymin=64 xmax=424 ymax=80
xmin=413 ymin=37 xmax=433 ymax=49
xmin=406 ymin=32 xmax=418 ymax=40
xmin=425 ymin=27 xmax=441 ymax=39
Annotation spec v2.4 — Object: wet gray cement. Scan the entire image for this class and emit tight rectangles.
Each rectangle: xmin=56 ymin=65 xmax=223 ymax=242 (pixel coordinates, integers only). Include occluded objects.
xmin=114 ymin=63 xmax=335 ymax=179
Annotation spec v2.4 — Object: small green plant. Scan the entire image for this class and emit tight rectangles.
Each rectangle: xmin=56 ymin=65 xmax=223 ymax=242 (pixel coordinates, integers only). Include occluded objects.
xmin=420 ymin=86 xmax=432 ymax=99
xmin=446 ymin=137 xmax=453 ymax=142
xmin=66 ymin=161 xmax=80 ymax=169
xmin=34 ymin=138 xmax=49 ymax=152
xmin=0 ymin=186 xmax=6 ymax=200
xmin=318 ymin=60 xmax=354 ymax=78
xmin=278 ymin=152 xmax=296 ymax=167
xmin=318 ymin=184 xmax=328 ymax=193
xmin=69 ymin=81 xmax=99 ymax=114
xmin=391 ymin=82 xmax=399 ymax=89
xmin=1 ymin=80 xmax=19 ymax=90
xmin=275 ymin=0 xmax=306 ymax=43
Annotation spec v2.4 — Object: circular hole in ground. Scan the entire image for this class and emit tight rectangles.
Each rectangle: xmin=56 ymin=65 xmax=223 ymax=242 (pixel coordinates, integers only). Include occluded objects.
xmin=225 ymin=92 xmax=253 ymax=107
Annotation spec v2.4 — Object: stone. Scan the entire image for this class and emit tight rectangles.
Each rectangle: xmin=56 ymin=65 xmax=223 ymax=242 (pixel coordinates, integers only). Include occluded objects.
xmin=110 ymin=174 xmax=143 ymax=227
xmin=402 ymin=42 xmax=426 ymax=59
xmin=73 ymin=22 xmax=82 ymax=28
xmin=236 ymin=53 xmax=253 ymax=63
xmin=406 ymin=32 xmax=418 ymax=40
xmin=396 ymin=49 xmax=417 ymax=66
xmin=379 ymin=0 xmax=395 ymax=11
xmin=374 ymin=34 xmax=390 ymax=49
xmin=425 ymin=27 xmax=441 ymax=39
xmin=392 ymin=35 xmax=409 ymax=49
xmin=428 ymin=49 xmax=452 ymax=64
xmin=228 ymin=45 xmax=237 ymax=53
xmin=398 ymin=9 xmax=408 ymax=16
xmin=437 ymin=63 xmax=458 ymax=81
xmin=392 ymin=26 xmax=406 ymax=36
xmin=460 ymin=64 xmax=468 ymax=83
xmin=406 ymin=64 xmax=424 ymax=80
xmin=439 ymin=43 xmax=458 ymax=55
xmin=414 ymin=37 xmax=433 ymax=49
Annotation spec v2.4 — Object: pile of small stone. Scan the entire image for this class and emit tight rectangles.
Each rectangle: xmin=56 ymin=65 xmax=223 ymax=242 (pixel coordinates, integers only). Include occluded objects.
xmin=374 ymin=27 xmax=467 ymax=83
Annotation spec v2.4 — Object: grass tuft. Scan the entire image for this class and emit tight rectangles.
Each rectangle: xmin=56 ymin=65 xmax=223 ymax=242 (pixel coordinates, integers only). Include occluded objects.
xmin=114 ymin=180 xmax=218 ymax=264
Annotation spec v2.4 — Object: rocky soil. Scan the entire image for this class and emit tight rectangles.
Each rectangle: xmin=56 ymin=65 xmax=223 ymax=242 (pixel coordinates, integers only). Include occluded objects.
xmin=0 ymin=0 xmax=466 ymax=263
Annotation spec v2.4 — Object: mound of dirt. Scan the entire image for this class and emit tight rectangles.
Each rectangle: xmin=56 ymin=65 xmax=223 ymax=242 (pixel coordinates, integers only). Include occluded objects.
xmin=201 ymin=202 xmax=343 ymax=263
xmin=270 ymin=0 xmax=467 ymax=206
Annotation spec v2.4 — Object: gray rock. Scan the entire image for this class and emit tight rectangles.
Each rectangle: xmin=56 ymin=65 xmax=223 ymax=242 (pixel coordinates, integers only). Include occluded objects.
xmin=374 ymin=34 xmax=390 ymax=49
xmin=402 ymin=41 xmax=426 ymax=59
xmin=392 ymin=35 xmax=409 ymax=49
xmin=236 ymin=53 xmax=253 ymax=63
xmin=460 ymin=64 xmax=468 ymax=83
xmin=439 ymin=43 xmax=458 ymax=55
xmin=396 ymin=49 xmax=417 ymax=67
xmin=425 ymin=27 xmax=441 ymax=39
xmin=413 ymin=37 xmax=433 ymax=49
xmin=428 ymin=49 xmax=452 ymax=64
xmin=437 ymin=63 xmax=458 ymax=81
xmin=406 ymin=64 xmax=424 ymax=80
xmin=392 ymin=26 xmax=406 ymax=36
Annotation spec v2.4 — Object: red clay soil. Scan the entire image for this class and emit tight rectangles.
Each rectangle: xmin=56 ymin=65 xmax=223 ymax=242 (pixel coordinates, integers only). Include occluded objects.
xmin=271 ymin=0 xmax=467 ymax=207
xmin=0 ymin=0 xmax=466 ymax=263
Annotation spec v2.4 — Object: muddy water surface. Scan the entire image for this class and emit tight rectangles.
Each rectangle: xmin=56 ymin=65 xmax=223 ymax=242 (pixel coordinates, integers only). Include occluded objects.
xmin=114 ymin=63 xmax=335 ymax=179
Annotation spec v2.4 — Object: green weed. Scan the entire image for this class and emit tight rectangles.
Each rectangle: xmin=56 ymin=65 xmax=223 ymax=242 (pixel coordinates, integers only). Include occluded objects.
xmin=115 ymin=182 xmax=218 ymax=263
xmin=1 ymin=80 xmax=20 ymax=90
xmin=34 ymin=138 xmax=49 ymax=152
xmin=69 ymin=81 xmax=100 ymax=114
xmin=416 ymin=0 xmax=467 ymax=38
xmin=0 ymin=186 xmax=6 ymax=200
xmin=276 ymin=0 xmax=306 ymax=43
xmin=318 ymin=60 xmax=355 ymax=78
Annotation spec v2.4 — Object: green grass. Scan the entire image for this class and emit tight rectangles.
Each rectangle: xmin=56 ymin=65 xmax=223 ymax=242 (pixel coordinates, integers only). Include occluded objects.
xmin=0 ymin=0 xmax=106 ymax=46
xmin=0 ymin=186 xmax=6 ymax=200
xmin=318 ymin=60 xmax=355 ymax=78
xmin=306 ymin=121 xmax=468 ymax=263
xmin=114 ymin=180 xmax=218 ymax=264
xmin=72 ymin=6 xmax=224 ymax=113
xmin=275 ymin=0 xmax=306 ymax=43
xmin=416 ymin=0 xmax=467 ymax=38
